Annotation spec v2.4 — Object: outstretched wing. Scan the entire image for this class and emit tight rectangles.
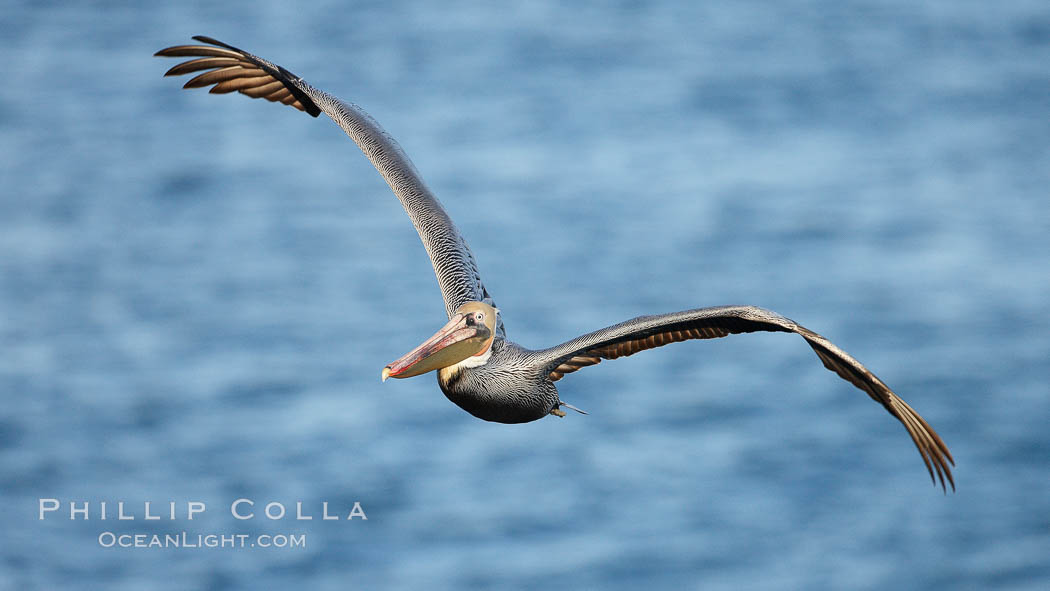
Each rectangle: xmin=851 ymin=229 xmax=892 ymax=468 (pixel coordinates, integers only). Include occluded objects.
xmin=155 ymin=36 xmax=500 ymax=331
xmin=541 ymin=305 xmax=954 ymax=490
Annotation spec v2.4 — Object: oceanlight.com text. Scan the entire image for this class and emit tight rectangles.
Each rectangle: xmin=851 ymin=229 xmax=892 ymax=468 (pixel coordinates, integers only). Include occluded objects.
xmin=97 ymin=531 xmax=307 ymax=549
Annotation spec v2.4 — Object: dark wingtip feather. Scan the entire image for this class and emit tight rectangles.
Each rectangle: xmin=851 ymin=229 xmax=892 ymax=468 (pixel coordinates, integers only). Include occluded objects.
xmin=155 ymin=36 xmax=323 ymax=118
xmin=191 ymin=35 xmax=244 ymax=53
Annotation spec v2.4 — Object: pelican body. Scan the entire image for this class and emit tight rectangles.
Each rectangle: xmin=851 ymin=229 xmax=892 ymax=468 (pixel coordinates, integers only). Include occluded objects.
xmin=156 ymin=37 xmax=955 ymax=490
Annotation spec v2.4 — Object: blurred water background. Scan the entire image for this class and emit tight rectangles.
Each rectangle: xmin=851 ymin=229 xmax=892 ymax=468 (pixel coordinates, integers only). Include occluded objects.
xmin=1 ymin=1 xmax=1048 ymax=589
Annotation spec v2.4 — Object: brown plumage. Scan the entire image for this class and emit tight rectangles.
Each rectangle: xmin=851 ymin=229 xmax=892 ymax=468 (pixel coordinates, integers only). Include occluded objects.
xmin=541 ymin=306 xmax=954 ymax=491
xmin=156 ymin=36 xmax=955 ymax=492
xmin=155 ymin=36 xmax=320 ymax=115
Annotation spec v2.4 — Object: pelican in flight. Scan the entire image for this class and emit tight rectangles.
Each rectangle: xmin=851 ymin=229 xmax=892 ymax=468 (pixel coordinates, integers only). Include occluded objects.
xmin=156 ymin=36 xmax=954 ymax=490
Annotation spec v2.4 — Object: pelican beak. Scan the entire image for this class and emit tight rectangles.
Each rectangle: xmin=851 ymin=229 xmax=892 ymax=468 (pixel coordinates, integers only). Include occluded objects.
xmin=382 ymin=308 xmax=493 ymax=381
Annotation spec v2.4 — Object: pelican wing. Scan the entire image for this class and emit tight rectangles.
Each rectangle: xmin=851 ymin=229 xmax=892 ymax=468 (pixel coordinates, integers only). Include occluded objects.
xmin=542 ymin=305 xmax=954 ymax=490
xmin=155 ymin=36 xmax=499 ymax=327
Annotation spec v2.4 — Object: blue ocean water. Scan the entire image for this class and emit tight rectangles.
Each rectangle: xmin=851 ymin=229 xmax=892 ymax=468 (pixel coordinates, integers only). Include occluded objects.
xmin=1 ymin=1 xmax=1048 ymax=589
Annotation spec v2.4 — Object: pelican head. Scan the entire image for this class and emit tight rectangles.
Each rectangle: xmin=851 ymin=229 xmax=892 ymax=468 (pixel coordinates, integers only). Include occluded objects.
xmin=381 ymin=301 xmax=498 ymax=381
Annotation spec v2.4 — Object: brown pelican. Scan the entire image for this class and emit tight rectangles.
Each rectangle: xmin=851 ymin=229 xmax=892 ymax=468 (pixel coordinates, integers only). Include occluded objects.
xmin=156 ymin=36 xmax=955 ymax=491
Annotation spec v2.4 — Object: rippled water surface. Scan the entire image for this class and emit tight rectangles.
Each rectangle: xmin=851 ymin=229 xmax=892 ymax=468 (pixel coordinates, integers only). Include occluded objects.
xmin=2 ymin=1 xmax=1048 ymax=589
